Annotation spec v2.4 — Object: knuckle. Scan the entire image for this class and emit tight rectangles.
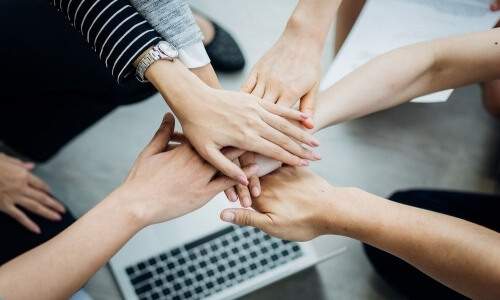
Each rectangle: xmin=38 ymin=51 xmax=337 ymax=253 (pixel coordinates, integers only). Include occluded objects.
xmin=241 ymin=210 xmax=254 ymax=226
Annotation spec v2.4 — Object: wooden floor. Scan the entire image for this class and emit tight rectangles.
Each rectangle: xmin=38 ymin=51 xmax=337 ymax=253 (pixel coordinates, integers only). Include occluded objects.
xmin=6 ymin=0 xmax=500 ymax=299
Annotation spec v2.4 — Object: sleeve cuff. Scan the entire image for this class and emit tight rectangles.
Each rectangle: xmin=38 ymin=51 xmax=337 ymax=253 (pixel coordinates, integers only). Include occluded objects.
xmin=177 ymin=41 xmax=211 ymax=69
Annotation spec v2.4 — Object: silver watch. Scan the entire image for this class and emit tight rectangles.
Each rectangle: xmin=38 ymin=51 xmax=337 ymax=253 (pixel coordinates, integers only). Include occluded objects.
xmin=135 ymin=41 xmax=178 ymax=83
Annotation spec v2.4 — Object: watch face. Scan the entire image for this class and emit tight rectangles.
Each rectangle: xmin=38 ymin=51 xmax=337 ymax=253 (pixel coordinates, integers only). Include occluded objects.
xmin=158 ymin=41 xmax=178 ymax=58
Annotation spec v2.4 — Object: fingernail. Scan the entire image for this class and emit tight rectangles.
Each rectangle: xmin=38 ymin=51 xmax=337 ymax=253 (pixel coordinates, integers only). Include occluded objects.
xmin=222 ymin=212 xmax=235 ymax=222
xmin=300 ymin=159 xmax=310 ymax=166
xmin=307 ymin=117 xmax=314 ymax=127
xmin=53 ymin=213 xmax=62 ymax=221
xmin=236 ymin=175 xmax=249 ymax=186
xmin=251 ymin=186 xmax=260 ymax=197
xmin=33 ymin=227 xmax=41 ymax=234
xmin=242 ymin=196 xmax=252 ymax=207
xmin=310 ymin=137 xmax=320 ymax=147
xmin=313 ymin=152 xmax=323 ymax=160
xmin=229 ymin=190 xmax=238 ymax=202
xmin=299 ymin=112 xmax=309 ymax=119
xmin=24 ymin=162 xmax=36 ymax=169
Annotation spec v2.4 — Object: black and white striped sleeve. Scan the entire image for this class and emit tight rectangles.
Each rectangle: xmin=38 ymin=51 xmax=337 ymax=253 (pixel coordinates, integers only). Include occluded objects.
xmin=48 ymin=0 xmax=162 ymax=84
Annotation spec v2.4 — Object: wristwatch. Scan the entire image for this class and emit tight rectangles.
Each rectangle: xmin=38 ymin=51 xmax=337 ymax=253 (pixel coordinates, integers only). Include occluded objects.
xmin=135 ymin=41 xmax=179 ymax=83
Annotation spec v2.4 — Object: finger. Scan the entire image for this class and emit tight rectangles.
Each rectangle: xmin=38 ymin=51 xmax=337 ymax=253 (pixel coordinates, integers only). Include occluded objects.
xmin=141 ymin=113 xmax=175 ymax=157
xmin=209 ymin=163 xmax=260 ymax=196
xmin=6 ymin=206 xmax=41 ymax=234
xmin=491 ymin=1 xmax=500 ymax=11
xmin=224 ymin=186 xmax=238 ymax=202
xmin=259 ymin=100 xmax=310 ymax=122
xmin=2 ymin=154 xmax=27 ymax=167
xmin=299 ymin=91 xmax=317 ymax=129
xmin=239 ymin=152 xmax=261 ymax=197
xmin=251 ymin=81 xmax=266 ymax=99
xmin=232 ymin=158 xmax=252 ymax=207
xmin=220 ymin=147 xmax=246 ymax=162
xmin=236 ymin=183 xmax=252 ymax=208
xmin=171 ymin=131 xmax=187 ymax=143
xmin=239 ymin=71 xmax=258 ymax=94
xmin=203 ymin=147 xmax=249 ymax=186
xmin=223 ymin=158 xmax=241 ymax=202
xmin=261 ymin=113 xmax=320 ymax=148
xmin=27 ymin=172 xmax=52 ymax=194
xmin=246 ymin=138 xmax=310 ymax=167
xmin=262 ymin=88 xmax=280 ymax=104
xmin=220 ymin=208 xmax=270 ymax=231
xmin=19 ymin=196 xmax=62 ymax=221
xmin=25 ymin=188 xmax=66 ymax=214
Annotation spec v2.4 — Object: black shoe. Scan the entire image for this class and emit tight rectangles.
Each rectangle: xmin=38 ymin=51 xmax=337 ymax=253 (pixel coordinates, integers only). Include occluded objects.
xmin=204 ymin=21 xmax=245 ymax=72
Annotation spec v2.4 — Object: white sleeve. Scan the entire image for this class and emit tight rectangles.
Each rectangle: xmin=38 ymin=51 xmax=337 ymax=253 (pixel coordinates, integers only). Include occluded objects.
xmin=177 ymin=41 xmax=211 ymax=69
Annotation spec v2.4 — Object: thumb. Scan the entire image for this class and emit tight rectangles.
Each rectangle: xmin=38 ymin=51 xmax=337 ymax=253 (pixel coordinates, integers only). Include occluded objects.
xmin=141 ymin=113 xmax=175 ymax=157
xmin=220 ymin=208 xmax=270 ymax=230
xmin=299 ymin=92 xmax=316 ymax=129
xmin=238 ymin=71 xmax=257 ymax=94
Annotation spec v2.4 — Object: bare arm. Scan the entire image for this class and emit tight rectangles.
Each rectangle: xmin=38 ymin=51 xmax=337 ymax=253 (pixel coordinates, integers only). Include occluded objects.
xmin=0 ymin=114 xmax=259 ymax=300
xmin=241 ymin=0 xmax=342 ymax=126
xmin=314 ymin=28 xmax=500 ymax=132
xmin=221 ymin=166 xmax=500 ymax=300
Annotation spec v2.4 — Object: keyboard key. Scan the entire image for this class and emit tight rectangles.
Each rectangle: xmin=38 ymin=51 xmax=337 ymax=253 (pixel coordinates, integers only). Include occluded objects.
xmin=131 ymin=271 xmax=152 ymax=285
xmin=134 ymin=283 xmax=152 ymax=295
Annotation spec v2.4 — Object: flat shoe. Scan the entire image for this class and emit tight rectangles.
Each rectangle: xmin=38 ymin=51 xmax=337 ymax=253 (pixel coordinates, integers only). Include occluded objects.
xmin=204 ymin=21 xmax=245 ymax=72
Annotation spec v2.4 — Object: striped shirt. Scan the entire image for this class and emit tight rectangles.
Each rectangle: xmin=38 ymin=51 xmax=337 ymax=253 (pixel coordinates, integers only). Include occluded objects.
xmin=48 ymin=0 xmax=162 ymax=84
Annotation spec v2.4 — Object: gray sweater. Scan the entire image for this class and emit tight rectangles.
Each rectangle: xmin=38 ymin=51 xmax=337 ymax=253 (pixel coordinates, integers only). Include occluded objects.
xmin=129 ymin=0 xmax=204 ymax=49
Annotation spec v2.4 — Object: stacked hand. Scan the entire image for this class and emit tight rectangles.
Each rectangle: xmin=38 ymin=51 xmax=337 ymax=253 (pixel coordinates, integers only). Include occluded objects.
xmin=0 ymin=153 xmax=66 ymax=233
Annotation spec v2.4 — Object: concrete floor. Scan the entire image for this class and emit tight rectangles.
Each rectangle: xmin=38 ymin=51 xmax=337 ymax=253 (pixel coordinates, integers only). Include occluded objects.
xmin=9 ymin=0 xmax=500 ymax=299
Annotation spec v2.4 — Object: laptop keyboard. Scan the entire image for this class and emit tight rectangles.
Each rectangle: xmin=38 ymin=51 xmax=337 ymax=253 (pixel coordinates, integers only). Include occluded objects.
xmin=125 ymin=225 xmax=304 ymax=300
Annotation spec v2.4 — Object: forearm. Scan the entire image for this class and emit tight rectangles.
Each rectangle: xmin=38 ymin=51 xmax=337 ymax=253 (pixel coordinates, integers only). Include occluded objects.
xmin=326 ymin=188 xmax=500 ymax=300
xmin=0 ymin=189 xmax=144 ymax=300
xmin=286 ymin=0 xmax=342 ymax=53
xmin=314 ymin=28 xmax=500 ymax=132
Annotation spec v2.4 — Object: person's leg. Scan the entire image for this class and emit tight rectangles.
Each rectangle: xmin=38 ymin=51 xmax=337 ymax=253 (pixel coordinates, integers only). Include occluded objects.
xmin=334 ymin=0 xmax=366 ymax=55
xmin=363 ymin=189 xmax=500 ymax=300
xmin=0 ymin=0 xmax=157 ymax=162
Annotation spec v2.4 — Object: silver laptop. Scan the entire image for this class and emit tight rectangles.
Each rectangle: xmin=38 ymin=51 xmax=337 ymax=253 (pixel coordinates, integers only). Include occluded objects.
xmin=109 ymin=192 xmax=346 ymax=300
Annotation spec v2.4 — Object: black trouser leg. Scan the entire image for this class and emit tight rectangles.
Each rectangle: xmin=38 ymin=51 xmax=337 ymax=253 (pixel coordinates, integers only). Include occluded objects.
xmin=0 ymin=0 xmax=157 ymax=162
xmin=363 ymin=189 xmax=500 ymax=300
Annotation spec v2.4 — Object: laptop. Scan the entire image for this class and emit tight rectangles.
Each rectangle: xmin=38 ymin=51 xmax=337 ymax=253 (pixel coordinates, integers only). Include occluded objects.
xmin=109 ymin=191 xmax=346 ymax=300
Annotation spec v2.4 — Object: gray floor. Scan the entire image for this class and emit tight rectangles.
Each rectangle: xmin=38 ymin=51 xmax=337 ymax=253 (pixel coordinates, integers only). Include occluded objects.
xmin=10 ymin=0 xmax=500 ymax=299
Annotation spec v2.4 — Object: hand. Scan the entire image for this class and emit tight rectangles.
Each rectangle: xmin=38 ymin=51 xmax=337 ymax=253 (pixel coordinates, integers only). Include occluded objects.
xmin=0 ymin=153 xmax=66 ymax=234
xmin=224 ymin=119 xmax=314 ymax=208
xmin=220 ymin=165 xmax=332 ymax=241
xmin=240 ymin=30 xmax=322 ymax=129
xmin=116 ymin=113 xmax=260 ymax=226
xmin=176 ymin=87 xmax=321 ymax=186
xmin=491 ymin=0 xmax=500 ymax=11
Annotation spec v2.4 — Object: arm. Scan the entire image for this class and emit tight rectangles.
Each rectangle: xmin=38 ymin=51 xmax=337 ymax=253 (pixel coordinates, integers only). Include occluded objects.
xmin=314 ymin=28 xmax=500 ymax=132
xmin=241 ymin=0 xmax=342 ymax=127
xmin=0 ymin=113 xmax=259 ymax=300
xmin=50 ymin=0 xmax=319 ymax=186
xmin=139 ymin=57 xmax=321 ymax=185
xmin=221 ymin=166 xmax=500 ymax=300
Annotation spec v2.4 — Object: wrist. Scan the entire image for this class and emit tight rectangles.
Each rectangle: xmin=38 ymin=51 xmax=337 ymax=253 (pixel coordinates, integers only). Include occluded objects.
xmin=147 ymin=60 xmax=214 ymax=124
xmin=320 ymin=187 xmax=375 ymax=238
xmin=103 ymin=186 xmax=150 ymax=231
